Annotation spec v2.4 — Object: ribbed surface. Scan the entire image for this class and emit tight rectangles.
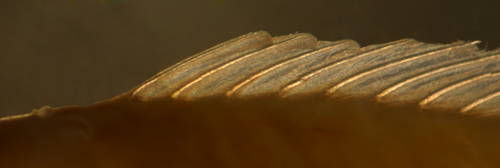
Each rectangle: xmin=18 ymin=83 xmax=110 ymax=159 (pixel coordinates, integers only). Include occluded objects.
xmin=132 ymin=31 xmax=500 ymax=114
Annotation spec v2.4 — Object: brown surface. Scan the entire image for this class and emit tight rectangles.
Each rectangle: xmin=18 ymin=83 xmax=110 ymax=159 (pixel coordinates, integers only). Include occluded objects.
xmin=3 ymin=95 xmax=500 ymax=167
xmin=1 ymin=0 xmax=499 ymax=117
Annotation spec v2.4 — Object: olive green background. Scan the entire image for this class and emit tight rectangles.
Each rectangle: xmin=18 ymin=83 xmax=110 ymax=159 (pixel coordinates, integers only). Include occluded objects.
xmin=1 ymin=0 xmax=499 ymax=117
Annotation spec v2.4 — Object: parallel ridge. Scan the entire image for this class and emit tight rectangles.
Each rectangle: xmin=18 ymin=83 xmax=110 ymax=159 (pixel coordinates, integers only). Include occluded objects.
xmin=132 ymin=31 xmax=500 ymax=114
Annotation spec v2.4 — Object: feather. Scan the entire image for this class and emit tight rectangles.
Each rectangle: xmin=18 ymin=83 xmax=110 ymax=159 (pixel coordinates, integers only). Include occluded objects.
xmin=1 ymin=31 xmax=500 ymax=168
xmin=133 ymin=31 xmax=500 ymax=113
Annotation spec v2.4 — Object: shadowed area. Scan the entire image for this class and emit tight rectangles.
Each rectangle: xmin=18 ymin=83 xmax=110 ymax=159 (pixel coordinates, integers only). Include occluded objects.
xmin=0 ymin=0 xmax=499 ymax=117
xmin=1 ymin=28 xmax=499 ymax=167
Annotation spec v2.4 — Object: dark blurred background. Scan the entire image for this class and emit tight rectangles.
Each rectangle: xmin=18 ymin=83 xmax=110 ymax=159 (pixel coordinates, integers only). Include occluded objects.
xmin=1 ymin=0 xmax=499 ymax=117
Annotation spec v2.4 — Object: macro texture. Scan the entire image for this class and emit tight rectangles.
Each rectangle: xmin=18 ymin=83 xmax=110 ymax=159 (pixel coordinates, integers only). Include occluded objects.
xmin=1 ymin=31 xmax=499 ymax=168
xmin=134 ymin=31 xmax=500 ymax=113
